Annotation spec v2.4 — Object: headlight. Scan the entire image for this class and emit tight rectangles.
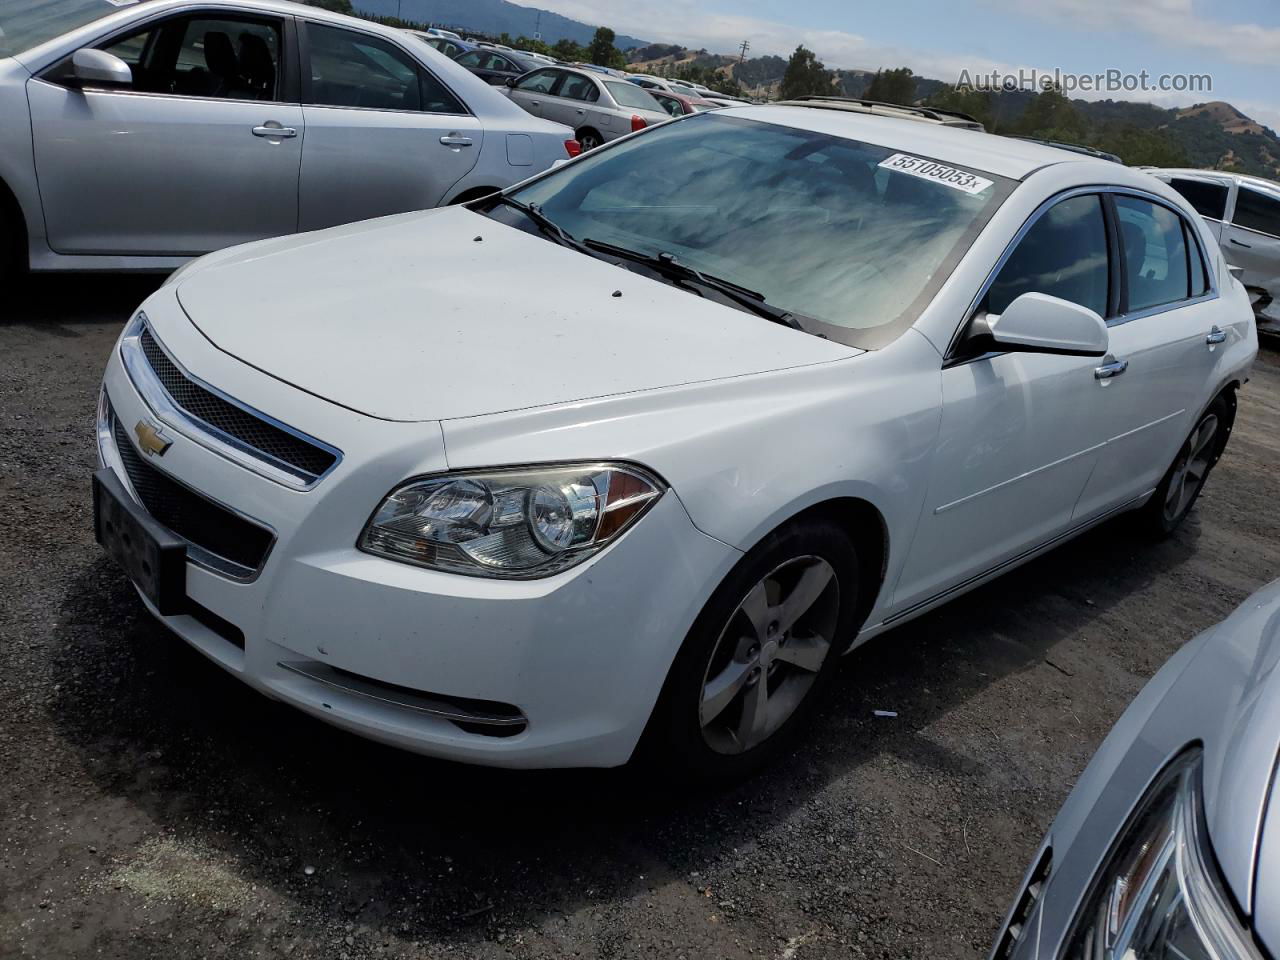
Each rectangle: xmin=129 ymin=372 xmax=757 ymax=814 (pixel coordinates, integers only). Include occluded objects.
xmin=358 ymin=463 xmax=664 ymax=579
xmin=1064 ymin=748 xmax=1264 ymax=960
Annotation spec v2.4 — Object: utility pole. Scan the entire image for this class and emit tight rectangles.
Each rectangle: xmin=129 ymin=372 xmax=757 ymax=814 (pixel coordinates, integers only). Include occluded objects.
xmin=737 ymin=39 xmax=750 ymax=65
xmin=534 ymin=10 xmax=542 ymax=41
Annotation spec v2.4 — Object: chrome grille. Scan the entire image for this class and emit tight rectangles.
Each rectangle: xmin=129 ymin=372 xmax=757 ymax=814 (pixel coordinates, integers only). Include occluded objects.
xmin=133 ymin=322 xmax=339 ymax=485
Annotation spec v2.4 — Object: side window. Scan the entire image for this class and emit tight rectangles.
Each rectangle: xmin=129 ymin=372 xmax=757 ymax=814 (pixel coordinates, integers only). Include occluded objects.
xmin=516 ymin=69 xmax=560 ymax=94
xmin=102 ymin=16 xmax=282 ymax=100
xmin=1116 ymin=195 xmax=1189 ymax=312
xmin=1186 ymin=221 xmax=1210 ymax=297
xmin=1167 ymin=178 xmax=1229 ymax=221
xmin=986 ymin=194 xmax=1109 ymax=317
xmin=1232 ymin=187 xmax=1280 ymax=239
xmin=455 ymin=50 xmax=482 ymax=67
xmin=558 ymin=73 xmax=598 ymax=102
xmin=306 ymin=24 xmax=463 ymax=114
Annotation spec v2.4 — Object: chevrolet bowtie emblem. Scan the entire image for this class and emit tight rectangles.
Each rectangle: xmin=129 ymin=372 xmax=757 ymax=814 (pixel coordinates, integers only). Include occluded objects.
xmin=134 ymin=419 xmax=173 ymax=457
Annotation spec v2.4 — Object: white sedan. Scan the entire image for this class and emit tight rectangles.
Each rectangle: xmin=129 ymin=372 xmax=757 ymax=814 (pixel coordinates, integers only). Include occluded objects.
xmin=94 ymin=105 xmax=1258 ymax=776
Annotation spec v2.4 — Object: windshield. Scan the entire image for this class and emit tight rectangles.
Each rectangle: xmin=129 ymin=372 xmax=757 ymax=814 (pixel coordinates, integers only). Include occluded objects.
xmin=0 ymin=0 xmax=136 ymax=58
xmin=510 ymin=113 xmax=1013 ymax=347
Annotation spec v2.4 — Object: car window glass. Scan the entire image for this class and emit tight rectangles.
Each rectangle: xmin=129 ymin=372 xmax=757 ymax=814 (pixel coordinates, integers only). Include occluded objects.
xmin=307 ymin=24 xmax=463 ymax=114
xmin=455 ymin=50 xmax=482 ymax=66
xmin=1233 ymin=187 xmax=1280 ymax=238
xmin=517 ymin=69 xmax=559 ymax=93
xmin=510 ymin=113 xmax=1011 ymax=339
xmin=1168 ymin=178 xmax=1229 ymax=221
xmin=1116 ymin=195 xmax=1190 ymax=312
xmin=104 ymin=29 xmax=150 ymax=67
xmin=558 ymin=73 xmax=596 ymax=101
xmin=170 ymin=18 xmax=280 ymax=100
xmin=605 ymin=80 xmax=661 ymax=111
xmin=653 ymin=93 xmax=681 ymax=117
xmin=986 ymin=194 xmax=1109 ymax=316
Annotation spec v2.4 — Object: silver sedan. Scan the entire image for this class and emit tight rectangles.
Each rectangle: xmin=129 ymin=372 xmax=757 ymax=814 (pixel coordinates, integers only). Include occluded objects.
xmin=991 ymin=580 xmax=1280 ymax=959
xmin=505 ymin=65 xmax=670 ymax=150
xmin=0 ymin=0 xmax=577 ymax=282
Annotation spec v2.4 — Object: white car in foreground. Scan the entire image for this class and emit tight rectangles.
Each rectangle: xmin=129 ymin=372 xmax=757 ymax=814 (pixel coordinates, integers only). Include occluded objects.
xmin=95 ymin=107 xmax=1257 ymax=776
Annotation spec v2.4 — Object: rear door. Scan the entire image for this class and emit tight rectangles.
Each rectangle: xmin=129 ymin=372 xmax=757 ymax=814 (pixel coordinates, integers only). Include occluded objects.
xmin=27 ymin=9 xmax=301 ymax=256
xmin=297 ymin=21 xmax=480 ymax=231
xmin=1222 ymin=183 xmax=1280 ymax=313
xmin=1074 ymin=192 xmax=1225 ymax=517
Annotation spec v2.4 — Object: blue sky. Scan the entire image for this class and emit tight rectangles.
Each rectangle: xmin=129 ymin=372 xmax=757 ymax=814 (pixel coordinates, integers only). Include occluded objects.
xmin=525 ymin=0 xmax=1280 ymax=131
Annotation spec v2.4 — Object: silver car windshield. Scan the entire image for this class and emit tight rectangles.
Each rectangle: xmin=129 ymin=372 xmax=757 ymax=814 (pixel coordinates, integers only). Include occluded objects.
xmin=0 ymin=0 xmax=137 ymax=57
xmin=511 ymin=113 xmax=1014 ymax=348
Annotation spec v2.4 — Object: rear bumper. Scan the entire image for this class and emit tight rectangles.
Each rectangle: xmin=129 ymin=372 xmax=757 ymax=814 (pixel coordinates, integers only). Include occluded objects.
xmin=97 ymin=301 xmax=740 ymax=768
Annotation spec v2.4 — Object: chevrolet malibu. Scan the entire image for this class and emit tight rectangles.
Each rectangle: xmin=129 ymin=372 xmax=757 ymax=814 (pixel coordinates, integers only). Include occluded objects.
xmin=990 ymin=581 xmax=1280 ymax=960
xmin=94 ymin=106 xmax=1258 ymax=776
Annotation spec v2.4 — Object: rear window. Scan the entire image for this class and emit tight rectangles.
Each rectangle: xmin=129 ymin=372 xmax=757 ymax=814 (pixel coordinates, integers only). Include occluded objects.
xmin=0 ymin=0 xmax=136 ymax=57
xmin=605 ymin=80 xmax=662 ymax=111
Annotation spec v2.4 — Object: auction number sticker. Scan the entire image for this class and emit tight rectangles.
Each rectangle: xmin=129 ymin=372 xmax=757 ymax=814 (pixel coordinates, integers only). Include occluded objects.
xmin=878 ymin=154 xmax=993 ymax=195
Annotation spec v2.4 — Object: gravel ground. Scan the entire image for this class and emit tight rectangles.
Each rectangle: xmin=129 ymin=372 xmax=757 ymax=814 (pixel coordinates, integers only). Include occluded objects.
xmin=2 ymin=278 xmax=1279 ymax=960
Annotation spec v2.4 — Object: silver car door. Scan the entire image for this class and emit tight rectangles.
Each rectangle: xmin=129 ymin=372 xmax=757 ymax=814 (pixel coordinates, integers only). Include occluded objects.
xmin=297 ymin=21 xmax=480 ymax=231
xmin=26 ymin=10 xmax=301 ymax=256
xmin=507 ymin=67 xmax=560 ymax=118
xmin=550 ymin=71 xmax=599 ymax=132
xmin=1221 ymin=183 xmax=1280 ymax=319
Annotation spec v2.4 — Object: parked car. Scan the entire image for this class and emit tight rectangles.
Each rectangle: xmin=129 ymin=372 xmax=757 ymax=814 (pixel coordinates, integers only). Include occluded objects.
xmin=452 ymin=47 xmax=544 ymax=86
xmin=515 ymin=50 xmax=556 ymax=65
xmin=990 ymin=581 xmax=1280 ymax=960
xmin=94 ymin=105 xmax=1256 ymax=776
xmin=648 ymin=89 xmax=720 ymax=117
xmin=627 ymin=73 xmax=700 ymax=96
xmin=506 ymin=66 xmax=668 ymax=150
xmin=0 ymin=0 xmax=578 ymax=282
xmin=403 ymin=29 xmax=472 ymax=60
xmin=424 ymin=27 xmax=462 ymax=43
xmin=1149 ymin=168 xmax=1280 ymax=326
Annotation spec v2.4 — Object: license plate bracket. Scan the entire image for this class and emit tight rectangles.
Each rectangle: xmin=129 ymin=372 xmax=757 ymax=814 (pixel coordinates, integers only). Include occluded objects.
xmin=93 ymin=469 xmax=187 ymax=615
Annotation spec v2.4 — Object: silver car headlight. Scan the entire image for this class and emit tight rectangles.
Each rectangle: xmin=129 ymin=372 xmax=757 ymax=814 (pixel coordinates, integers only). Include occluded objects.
xmin=1064 ymin=748 xmax=1264 ymax=960
xmin=358 ymin=463 xmax=664 ymax=579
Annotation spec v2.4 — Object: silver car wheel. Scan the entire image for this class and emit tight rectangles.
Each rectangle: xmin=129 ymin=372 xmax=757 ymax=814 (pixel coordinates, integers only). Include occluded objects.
xmin=699 ymin=555 xmax=840 ymax=755
xmin=1164 ymin=413 xmax=1219 ymax=522
xmin=578 ymin=130 xmax=602 ymax=151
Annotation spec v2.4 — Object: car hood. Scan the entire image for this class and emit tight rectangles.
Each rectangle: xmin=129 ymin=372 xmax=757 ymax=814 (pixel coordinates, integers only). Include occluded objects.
xmin=1200 ymin=581 xmax=1280 ymax=954
xmin=174 ymin=207 xmax=857 ymax=422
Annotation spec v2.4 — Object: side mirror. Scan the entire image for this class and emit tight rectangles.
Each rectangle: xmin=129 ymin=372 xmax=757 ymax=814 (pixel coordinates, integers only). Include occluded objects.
xmin=504 ymin=76 xmax=517 ymax=88
xmin=980 ymin=292 xmax=1109 ymax=357
xmin=71 ymin=48 xmax=133 ymax=88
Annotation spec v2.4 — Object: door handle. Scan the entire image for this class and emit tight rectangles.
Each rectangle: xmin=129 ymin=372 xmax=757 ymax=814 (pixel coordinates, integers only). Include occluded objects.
xmin=528 ymin=99 xmax=540 ymax=106
xmin=1205 ymin=325 xmax=1227 ymax=345
xmin=1094 ymin=358 xmax=1129 ymax=381
xmin=1229 ymin=238 xmax=1252 ymax=249
xmin=575 ymin=108 xmax=585 ymax=114
xmin=439 ymin=134 xmax=474 ymax=147
xmin=252 ymin=122 xmax=297 ymax=139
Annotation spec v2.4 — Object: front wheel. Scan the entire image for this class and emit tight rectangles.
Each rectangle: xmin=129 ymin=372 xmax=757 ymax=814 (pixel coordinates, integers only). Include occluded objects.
xmin=1138 ymin=395 xmax=1230 ymax=536
xmin=641 ymin=519 xmax=859 ymax=780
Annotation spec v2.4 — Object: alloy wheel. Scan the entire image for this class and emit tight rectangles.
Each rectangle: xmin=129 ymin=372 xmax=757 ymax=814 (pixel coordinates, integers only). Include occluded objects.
xmin=1163 ymin=413 xmax=1219 ymax=522
xmin=699 ymin=555 xmax=840 ymax=755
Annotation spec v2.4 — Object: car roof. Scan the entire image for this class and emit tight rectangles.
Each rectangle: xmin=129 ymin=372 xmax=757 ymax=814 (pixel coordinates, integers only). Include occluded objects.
xmin=720 ymin=104 xmax=1123 ymax=181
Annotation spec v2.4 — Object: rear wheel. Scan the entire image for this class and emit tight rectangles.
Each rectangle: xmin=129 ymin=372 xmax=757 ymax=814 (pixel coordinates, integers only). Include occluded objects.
xmin=642 ymin=519 xmax=858 ymax=779
xmin=576 ymin=128 xmax=603 ymax=151
xmin=1138 ymin=394 xmax=1230 ymax=536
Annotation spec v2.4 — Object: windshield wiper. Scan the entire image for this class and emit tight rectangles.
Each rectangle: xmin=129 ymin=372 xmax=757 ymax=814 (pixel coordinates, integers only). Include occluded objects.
xmin=489 ymin=195 xmax=594 ymax=257
xmin=581 ymin=239 xmax=806 ymax=330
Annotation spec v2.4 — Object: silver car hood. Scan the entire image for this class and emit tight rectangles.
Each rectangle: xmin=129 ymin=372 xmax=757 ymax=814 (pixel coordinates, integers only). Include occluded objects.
xmin=1203 ymin=581 xmax=1280 ymax=954
xmin=174 ymin=207 xmax=857 ymax=421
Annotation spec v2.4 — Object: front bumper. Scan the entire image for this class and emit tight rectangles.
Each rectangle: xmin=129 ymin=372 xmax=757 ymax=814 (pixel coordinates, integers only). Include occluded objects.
xmin=97 ymin=296 xmax=740 ymax=768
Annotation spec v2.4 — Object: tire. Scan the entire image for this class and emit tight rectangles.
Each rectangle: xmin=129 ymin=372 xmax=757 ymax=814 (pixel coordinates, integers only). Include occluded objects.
xmin=575 ymin=128 xmax=603 ymax=151
xmin=640 ymin=518 xmax=860 ymax=780
xmin=0 ymin=210 xmax=15 ymax=288
xmin=1138 ymin=394 xmax=1231 ymax=537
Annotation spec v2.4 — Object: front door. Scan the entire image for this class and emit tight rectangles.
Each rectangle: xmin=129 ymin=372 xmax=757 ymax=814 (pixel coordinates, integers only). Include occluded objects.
xmin=297 ymin=22 xmax=481 ymax=230
xmin=892 ymin=193 xmax=1115 ymax=612
xmin=27 ymin=11 xmax=301 ymax=256
xmin=507 ymin=67 xmax=562 ymax=118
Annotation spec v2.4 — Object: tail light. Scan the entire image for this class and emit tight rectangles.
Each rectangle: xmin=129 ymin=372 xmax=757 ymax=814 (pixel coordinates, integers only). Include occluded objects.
xmin=630 ymin=114 xmax=647 ymax=132
xmin=563 ymin=139 xmax=582 ymax=158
